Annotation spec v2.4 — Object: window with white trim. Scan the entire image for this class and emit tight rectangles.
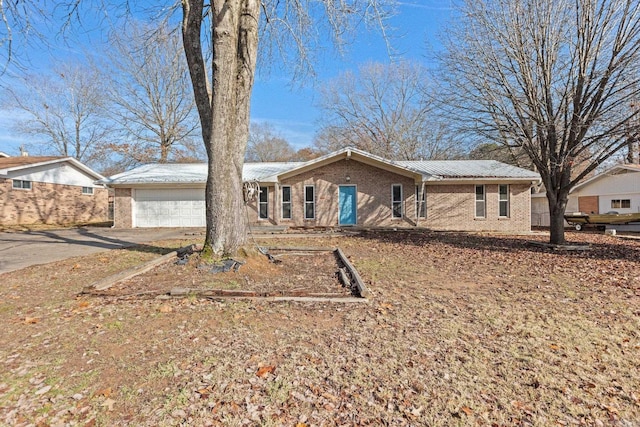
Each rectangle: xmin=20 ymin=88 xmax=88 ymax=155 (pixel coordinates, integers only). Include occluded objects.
xmin=499 ymin=184 xmax=509 ymax=217
xmin=611 ymin=199 xmax=631 ymax=209
xmin=392 ymin=184 xmax=403 ymax=218
xmin=12 ymin=179 xmax=32 ymax=190
xmin=82 ymin=186 xmax=94 ymax=195
xmin=475 ymin=185 xmax=486 ymax=218
xmin=259 ymin=186 xmax=268 ymax=219
xmin=304 ymin=185 xmax=315 ymax=219
xmin=281 ymin=186 xmax=292 ymax=219
xmin=415 ymin=185 xmax=426 ymax=218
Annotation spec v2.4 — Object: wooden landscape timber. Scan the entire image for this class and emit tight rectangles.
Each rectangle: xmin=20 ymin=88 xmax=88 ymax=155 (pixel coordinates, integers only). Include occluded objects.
xmin=80 ymin=245 xmax=194 ymax=293
xmin=334 ymin=247 xmax=370 ymax=298
xmin=80 ymin=245 xmax=369 ymax=300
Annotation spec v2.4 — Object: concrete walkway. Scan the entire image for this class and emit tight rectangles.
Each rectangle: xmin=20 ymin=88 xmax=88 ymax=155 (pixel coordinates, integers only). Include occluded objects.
xmin=0 ymin=227 xmax=204 ymax=275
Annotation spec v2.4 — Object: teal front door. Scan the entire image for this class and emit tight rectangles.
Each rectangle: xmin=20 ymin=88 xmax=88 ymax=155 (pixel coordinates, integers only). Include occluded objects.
xmin=339 ymin=185 xmax=357 ymax=225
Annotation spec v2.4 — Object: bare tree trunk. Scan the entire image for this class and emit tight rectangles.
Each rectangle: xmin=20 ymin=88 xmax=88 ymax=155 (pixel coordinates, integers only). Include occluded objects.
xmin=548 ymin=197 xmax=567 ymax=245
xmin=182 ymin=0 xmax=259 ymax=257
xmin=160 ymin=141 xmax=169 ymax=163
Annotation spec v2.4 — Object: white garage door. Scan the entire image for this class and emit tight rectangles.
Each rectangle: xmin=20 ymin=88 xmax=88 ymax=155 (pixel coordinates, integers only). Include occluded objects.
xmin=134 ymin=188 xmax=205 ymax=227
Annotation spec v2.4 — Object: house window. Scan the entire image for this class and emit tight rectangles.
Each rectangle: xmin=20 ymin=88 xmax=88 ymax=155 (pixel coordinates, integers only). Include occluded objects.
xmin=259 ymin=186 xmax=268 ymax=219
xmin=499 ymin=184 xmax=509 ymax=217
xmin=82 ymin=186 xmax=94 ymax=195
xmin=392 ymin=184 xmax=403 ymax=218
xmin=415 ymin=185 xmax=426 ymax=218
xmin=475 ymin=185 xmax=486 ymax=218
xmin=281 ymin=186 xmax=292 ymax=219
xmin=304 ymin=185 xmax=315 ymax=219
xmin=611 ymin=199 xmax=631 ymax=209
xmin=12 ymin=179 xmax=32 ymax=190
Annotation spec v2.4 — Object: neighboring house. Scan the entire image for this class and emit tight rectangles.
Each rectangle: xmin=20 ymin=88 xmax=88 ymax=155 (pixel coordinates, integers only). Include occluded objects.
xmin=0 ymin=155 xmax=109 ymax=226
xmin=103 ymin=147 xmax=541 ymax=233
xmin=532 ymin=164 xmax=640 ymax=226
xmin=0 ymin=152 xmax=9 ymax=158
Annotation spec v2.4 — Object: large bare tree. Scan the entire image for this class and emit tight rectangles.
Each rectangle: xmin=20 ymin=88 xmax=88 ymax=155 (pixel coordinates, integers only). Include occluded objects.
xmin=315 ymin=61 xmax=459 ymax=160
xmin=1 ymin=0 xmax=394 ymax=256
xmin=102 ymin=22 xmax=200 ymax=164
xmin=3 ymin=63 xmax=109 ymax=162
xmin=439 ymin=0 xmax=640 ymax=244
xmin=246 ymin=122 xmax=296 ymax=162
xmin=181 ymin=0 xmax=395 ymax=256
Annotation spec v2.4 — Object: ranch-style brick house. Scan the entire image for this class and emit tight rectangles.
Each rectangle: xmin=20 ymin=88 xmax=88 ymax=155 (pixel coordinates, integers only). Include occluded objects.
xmin=102 ymin=148 xmax=541 ymax=232
xmin=0 ymin=155 xmax=109 ymax=226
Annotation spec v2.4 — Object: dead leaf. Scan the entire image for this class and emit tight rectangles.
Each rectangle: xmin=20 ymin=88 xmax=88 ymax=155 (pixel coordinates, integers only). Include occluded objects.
xmin=196 ymin=387 xmax=211 ymax=399
xmin=256 ymin=365 xmax=276 ymax=377
xmin=296 ymin=423 xmax=308 ymax=427
xmin=101 ymin=398 xmax=115 ymax=411
xmin=460 ymin=406 xmax=473 ymax=416
xmin=71 ymin=263 xmax=81 ymax=270
xmin=96 ymin=387 xmax=112 ymax=398
xmin=158 ymin=304 xmax=173 ymax=313
xmin=24 ymin=317 xmax=39 ymax=324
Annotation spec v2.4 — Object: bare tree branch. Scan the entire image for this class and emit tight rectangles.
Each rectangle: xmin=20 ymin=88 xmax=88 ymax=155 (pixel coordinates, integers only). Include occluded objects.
xmin=439 ymin=0 xmax=640 ymax=244
xmin=99 ymin=21 xmax=200 ymax=164
xmin=315 ymin=61 xmax=460 ymax=160
xmin=3 ymin=62 xmax=110 ymax=163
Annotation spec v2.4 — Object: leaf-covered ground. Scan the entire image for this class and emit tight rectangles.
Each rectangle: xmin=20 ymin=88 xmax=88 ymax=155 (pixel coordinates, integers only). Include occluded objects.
xmin=0 ymin=230 xmax=638 ymax=426
xmin=106 ymin=248 xmax=352 ymax=297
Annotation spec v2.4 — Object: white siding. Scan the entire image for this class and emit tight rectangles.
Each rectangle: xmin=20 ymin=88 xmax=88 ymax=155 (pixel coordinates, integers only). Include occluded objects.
xmin=7 ymin=163 xmax=99 ymax=187
xmin=572 ymin=169 xmax=640 ymax=214
xmin=598 ymin=195 xmax=640 ymax=214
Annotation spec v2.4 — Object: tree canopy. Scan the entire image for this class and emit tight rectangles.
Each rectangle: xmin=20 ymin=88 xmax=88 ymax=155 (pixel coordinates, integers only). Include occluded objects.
xmin=315 ymin=61 xmax=460 ymax=160
xmin=439 ymin=0 xmax=640 ymax=244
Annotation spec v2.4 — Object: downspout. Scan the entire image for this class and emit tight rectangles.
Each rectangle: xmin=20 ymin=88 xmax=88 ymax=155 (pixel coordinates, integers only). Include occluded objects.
xmin=416 ymin=181 xmax=426 ymax=227
xmin=275 ymin=182 xmax=280 ymax=225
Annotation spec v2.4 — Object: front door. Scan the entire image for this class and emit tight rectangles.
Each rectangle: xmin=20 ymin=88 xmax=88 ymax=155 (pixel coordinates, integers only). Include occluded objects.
xmin=339 ymin=185 xmax=357 ymax=225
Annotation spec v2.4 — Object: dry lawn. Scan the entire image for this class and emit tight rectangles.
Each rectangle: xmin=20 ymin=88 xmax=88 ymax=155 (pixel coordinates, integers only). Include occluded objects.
xmin=0 ymin=230 xmax=638 ymax=426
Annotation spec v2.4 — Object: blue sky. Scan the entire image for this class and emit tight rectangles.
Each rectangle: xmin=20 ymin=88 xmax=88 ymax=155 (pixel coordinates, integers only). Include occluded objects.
xmin=0 ymin=0 xmax=453 ymax=156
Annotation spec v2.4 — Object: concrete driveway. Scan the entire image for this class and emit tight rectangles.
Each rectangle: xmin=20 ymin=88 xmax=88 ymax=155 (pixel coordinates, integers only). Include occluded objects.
xmin=0 ymin=227 xmax=204 ymax=275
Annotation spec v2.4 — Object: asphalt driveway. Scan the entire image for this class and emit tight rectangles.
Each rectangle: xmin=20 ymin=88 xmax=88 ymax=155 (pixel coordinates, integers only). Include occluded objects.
xmin=0 ymin=227 xmax=204 ymax=275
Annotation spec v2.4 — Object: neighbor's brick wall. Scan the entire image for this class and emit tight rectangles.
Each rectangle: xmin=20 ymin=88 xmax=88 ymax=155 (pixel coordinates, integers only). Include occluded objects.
xmin=113 ymin=188 xmax=133 ymax=228
xmin=578 ymin=196 xmax=599 ymax=214
xmin=421 ymin=183 xmax=532 ymax=233
xmin=0 ymin=178 xmax=109 ymax=225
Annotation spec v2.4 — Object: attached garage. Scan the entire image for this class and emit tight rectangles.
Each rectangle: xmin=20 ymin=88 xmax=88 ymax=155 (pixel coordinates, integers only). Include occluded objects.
xmin=133 ymin=188 xmax=205 ymax=227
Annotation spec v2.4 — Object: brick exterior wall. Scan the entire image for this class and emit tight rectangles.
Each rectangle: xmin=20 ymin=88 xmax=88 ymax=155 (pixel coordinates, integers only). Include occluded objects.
xmin=421 ymin=183 xmax=531 ymax=233
xmin=578 ymin=195 xmax=599 ymax=214
xmin=246 ymin=159 xmax=416 ymax=227
xmin=245 ymin=160 xmax=533 ymax=233
xmin=0 ymin=178 xmax=109 ymax=225
xmin=113 ymin=188 xmax=133 ymax=228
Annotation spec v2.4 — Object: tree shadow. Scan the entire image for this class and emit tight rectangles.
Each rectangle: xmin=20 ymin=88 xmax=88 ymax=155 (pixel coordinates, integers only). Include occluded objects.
xmin=0 ymin=228 xmax=178 ymax=256
xmin=352 ymin=229 xmax=640 ymax=263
